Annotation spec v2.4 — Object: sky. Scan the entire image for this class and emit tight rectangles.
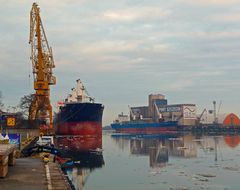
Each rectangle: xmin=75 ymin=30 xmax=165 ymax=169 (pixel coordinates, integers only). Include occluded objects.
xmin=0 ymin=0 xmax=240 ymax=125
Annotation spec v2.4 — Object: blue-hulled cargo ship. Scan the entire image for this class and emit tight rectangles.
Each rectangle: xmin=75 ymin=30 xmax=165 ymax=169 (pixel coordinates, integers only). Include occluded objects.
xmin=111 ymin=94 xmax=182 ymax=134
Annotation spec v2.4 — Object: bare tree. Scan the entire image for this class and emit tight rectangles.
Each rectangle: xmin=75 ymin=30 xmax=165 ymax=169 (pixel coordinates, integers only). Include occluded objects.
xmin=19 ymin=94 xmax=35 ymax=118
xmin=0 ymin=91 xmax=3 ymax=111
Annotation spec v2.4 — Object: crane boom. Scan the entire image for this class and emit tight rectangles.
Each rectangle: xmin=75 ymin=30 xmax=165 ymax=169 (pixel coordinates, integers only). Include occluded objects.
xmin=28 ymin=3 xmax=56 ymax=129
xmin=199 ymin=108 xmax=207 ymax=121
xmin=196 ymin=108 xmax=207 ymax=125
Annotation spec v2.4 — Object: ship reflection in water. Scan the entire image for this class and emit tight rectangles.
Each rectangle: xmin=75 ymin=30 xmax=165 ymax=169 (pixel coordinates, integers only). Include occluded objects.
xmin=130 ymin=134 xmax=197 ymax=169
xmin=54 ymin=133 xmax=240 ymax=190
xmin=55 ymin=136 xmax=102 ymax=155
xmin=55 ymin=136 xmax=104 ymax=190
xmin=112 ymin=133 xmax=240 ymax=170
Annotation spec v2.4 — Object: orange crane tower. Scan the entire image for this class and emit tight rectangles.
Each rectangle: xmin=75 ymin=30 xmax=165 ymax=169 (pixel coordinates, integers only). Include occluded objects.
xmin=28 ymin=3 xmax=56 ymax=129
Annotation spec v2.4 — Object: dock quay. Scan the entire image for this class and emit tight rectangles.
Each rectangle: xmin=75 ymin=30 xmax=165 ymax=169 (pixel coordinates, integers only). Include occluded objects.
xmin=0 ymin=142 xmax=71 ymax=190
xmin=0 ymin=157 xmax=47 ymax=189
xmin=46 ymin=159 xmax=71 ymax=190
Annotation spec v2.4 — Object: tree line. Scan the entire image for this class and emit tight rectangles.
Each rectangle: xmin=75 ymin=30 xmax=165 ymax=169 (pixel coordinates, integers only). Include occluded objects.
xmin=0 ymin=91 xmax=34 ymax=118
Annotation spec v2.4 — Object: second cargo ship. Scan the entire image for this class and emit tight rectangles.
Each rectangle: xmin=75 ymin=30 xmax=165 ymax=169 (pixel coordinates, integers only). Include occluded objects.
xmin=111 ymin=120 xmax=178 ymax=134
xmin=111 ymin=94 xmax=197 ymax=134
xmin=54 ymin=79 xmax=104 ymax=136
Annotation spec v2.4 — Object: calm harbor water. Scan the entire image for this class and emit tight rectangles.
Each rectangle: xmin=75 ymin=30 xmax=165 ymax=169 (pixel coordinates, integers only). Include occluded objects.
xmin=64 ymin=132 xmax=240 ymax=190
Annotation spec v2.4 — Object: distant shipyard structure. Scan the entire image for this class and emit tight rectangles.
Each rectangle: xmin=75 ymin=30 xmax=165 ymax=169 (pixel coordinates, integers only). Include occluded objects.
xmin=130 ymin=94 xmax=197 ymax=126
xmin=114 ymin=94 xmax=240 ymax=132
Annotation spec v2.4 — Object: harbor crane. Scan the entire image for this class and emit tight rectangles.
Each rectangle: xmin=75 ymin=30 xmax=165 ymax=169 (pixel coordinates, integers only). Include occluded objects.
xmin=28 ymin=3 xmax=56 ymax=129
xmin=196 ymin=108 xmax=207 ymax=125
xmin=128 ymin=105 xmax=136 ymax=120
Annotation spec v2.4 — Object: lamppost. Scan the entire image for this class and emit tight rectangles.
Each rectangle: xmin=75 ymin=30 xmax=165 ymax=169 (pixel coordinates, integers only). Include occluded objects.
xmin=0 ymin=112 xmax=6 ymax=134
xmin=1 ymin=114 xmax=6 ymax=135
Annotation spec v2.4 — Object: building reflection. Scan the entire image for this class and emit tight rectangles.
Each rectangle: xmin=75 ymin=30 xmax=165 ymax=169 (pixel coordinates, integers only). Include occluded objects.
xmin=113 ymin=136 xmax=130 ymax=151
xmin=149 ymin=146 xmax=168 ymax=168
xmin=224 ymin=135 xmax=240 ymax=148
xmin=55 ymin=136 xmax=104 ymax=190
xmin=112 ymin=134 xmax=197 ymax=169
xmin=112 ymin=133 xmax=240 ymax=169
xmin=129 ymin=138 xmax=169 ymax=168
xmin=168 ymin=135 xmax=197 ymax=158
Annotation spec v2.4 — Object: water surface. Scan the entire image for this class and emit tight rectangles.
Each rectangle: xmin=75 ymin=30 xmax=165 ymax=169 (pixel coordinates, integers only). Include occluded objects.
xmin=66 ymin=132 xmax=240 ymax=190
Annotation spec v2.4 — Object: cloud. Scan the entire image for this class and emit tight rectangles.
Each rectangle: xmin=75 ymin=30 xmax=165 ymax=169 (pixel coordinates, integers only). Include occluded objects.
xmin=167 ymin=80 xmax=194 ymax=91
xmin=211 ymin=13 xmax=240 ymax=22
xmin=53 ymin=39 xmax=170 ymax=73
xmin=181 ymin=0 xmax=240 ymax=5
xmin=101 ymin=6 xmax=171 ymax=22
xmin=179 ymin=31 xmax=240 ymax=39
xmin=79 ymin=40 xmax=140 ymax=55
xmin=1 ymin=0 xmax=240 ymax=125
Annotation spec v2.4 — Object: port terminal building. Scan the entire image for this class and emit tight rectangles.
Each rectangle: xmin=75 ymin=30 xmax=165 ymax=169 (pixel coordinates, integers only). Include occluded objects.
xmin=130 ymin=94 xmax=197 ymax=126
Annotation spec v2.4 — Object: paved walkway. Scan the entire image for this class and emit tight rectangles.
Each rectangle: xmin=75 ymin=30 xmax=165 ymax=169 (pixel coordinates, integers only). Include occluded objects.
xmin=0 ymin=158 xmax=47 ymax=190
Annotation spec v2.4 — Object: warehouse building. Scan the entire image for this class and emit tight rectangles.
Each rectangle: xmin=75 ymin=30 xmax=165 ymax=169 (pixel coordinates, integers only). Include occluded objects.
xmin=158 ymin=104 xmax=196 ymax=126
xmin=130 ymin=94 xmax=196 ymax=126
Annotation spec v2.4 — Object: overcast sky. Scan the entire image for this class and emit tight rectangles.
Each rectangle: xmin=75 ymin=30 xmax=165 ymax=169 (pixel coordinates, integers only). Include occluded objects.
xmin=0 ymin=0 xmax=240 ymax=125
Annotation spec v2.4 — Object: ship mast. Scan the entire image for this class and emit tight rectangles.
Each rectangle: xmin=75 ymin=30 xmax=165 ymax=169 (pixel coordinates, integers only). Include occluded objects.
xmin=76 ymin=79 xmax=85 ymax=102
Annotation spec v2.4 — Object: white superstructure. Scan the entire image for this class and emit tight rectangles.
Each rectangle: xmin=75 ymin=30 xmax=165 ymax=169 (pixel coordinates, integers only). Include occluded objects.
xmin=66 ymin=79 xmax=94 ymax=103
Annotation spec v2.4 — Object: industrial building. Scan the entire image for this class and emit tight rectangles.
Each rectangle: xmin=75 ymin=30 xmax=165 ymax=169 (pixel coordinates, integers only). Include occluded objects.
xmin=130 ymin=94 xmax=196 ymax=126
xmin=159 ymin=104 xmax=196 ymax=126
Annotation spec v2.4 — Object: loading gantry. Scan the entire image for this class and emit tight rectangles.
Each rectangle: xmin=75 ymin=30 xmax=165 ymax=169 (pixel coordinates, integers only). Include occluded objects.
xmin=28 ymin=3 xmax=56 ymax=128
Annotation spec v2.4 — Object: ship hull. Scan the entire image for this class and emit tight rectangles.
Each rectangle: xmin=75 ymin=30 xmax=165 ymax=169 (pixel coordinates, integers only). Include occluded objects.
xmin=56 ymin=121 xmax=102 ymax=136
xmin=55 ymin=136 xmax=102 ymax=153
xmin=111 ymin=121 xmax=178 ymax=134
xmin=55 ymin=103 xmax=104 ymax=136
